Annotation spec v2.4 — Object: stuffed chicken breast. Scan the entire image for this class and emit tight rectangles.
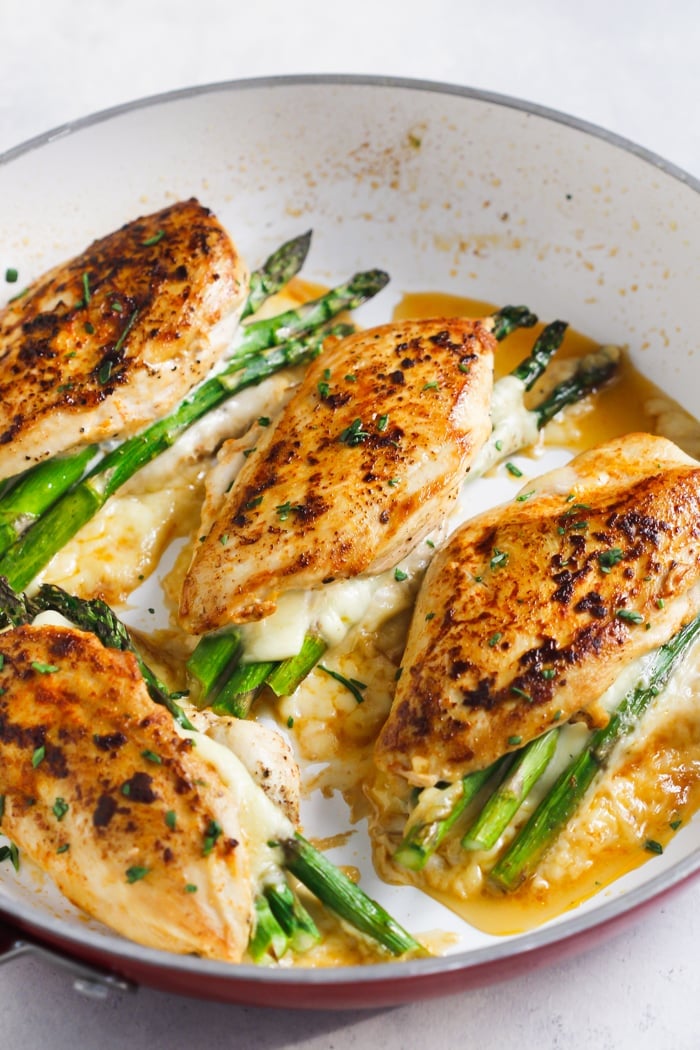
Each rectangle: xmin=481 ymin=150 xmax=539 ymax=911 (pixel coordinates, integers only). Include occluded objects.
xmin=180 ymin=316 xmax=496 ymax=634
xmin=0 ymin=198 xmax=247 ymax=476
xmin=375 ymin=433 xmax=700 ymax=786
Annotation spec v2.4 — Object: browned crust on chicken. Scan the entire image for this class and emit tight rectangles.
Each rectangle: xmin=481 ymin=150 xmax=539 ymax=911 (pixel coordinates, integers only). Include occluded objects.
xmin=179 ymin=317 xmax=496 ymax=633
xmin=0 ymin=624 xmax=254 ymax=960
xmin=0 ymin=198 xmax=247 ymax=475
xmin=375 ymin=434 xmax=700 ymax=786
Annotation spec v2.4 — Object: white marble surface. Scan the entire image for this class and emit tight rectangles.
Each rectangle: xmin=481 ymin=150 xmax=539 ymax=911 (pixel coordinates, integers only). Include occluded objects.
xmin=1 ymin=1 xmax=699 ymax=1047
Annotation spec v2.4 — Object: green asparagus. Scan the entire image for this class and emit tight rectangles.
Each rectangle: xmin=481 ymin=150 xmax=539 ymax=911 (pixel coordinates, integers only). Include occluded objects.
xmin=489 ymin=611 xmax=700 ymax=891
xmin=0 ymin=320 xmax=358 ymax=591
xmin=240 ymin=230 xmax=312 ymax=320
xmin=392 ymin=759 xmax=508 ymax=872
xmin=0 ymin=575 xmax=423 ymax=959
xmin=460 ymin=730 xmax=559 ymax=852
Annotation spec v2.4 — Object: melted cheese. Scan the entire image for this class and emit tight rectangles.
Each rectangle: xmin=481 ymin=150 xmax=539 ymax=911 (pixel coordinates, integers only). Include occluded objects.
xmin=239 ymin=537 xmax=436 ymax=661
xmin=175 ymin=723 xmax=294 ymax=890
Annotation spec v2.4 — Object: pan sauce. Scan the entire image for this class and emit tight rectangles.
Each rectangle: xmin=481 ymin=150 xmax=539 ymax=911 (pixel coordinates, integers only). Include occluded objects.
xmin=20 ymin=284 xmax=700 ymax=952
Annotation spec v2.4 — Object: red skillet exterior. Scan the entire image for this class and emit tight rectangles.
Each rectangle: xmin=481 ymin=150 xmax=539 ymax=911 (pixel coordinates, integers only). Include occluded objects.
xmin=1 ymin=869 xmax=698 ymax=1008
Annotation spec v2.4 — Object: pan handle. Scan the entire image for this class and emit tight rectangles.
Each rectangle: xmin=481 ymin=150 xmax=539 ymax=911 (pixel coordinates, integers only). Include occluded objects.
xmin=0 ymin=915 xmax=134 ymax=998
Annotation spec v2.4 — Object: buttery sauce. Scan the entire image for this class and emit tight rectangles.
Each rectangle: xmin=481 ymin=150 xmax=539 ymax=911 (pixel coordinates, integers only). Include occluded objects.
xmin=21 ymin=283 xmax=700 ymax=958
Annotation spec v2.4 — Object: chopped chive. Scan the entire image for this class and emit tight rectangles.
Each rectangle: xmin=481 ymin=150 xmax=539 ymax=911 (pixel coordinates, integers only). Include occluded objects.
xmin=165 ymin=810 xmax=177 ymax=830
xmin=616 ymin=609 xmax=644 ymax=624
xmin=141 ymin=749 xmax=162 ymax=764
xmin=56 ymin=843 xmax=70 ymax=854
xmin=644 ymin=839 xmax=663 ymax=855
xmin=31 ymin=661 xmax=59 ymax=674
xmin=318 ymin=664 xmax=367 ymax=704
xmin=338 ymin=418 xmax=369 ymax=446
xmin=507 ymin=735 xmax=523 ymax=746
xmin=81 ymin=271 xmax=91 ymax=305
xmin=376 ymin=414 xmax=389 ymax=431
xmin=113 ymin=308 xmax=139 ymax=355
xmin=126 ymin=865 xmax=150 ymax=883
xmin=98 ymin=360 xmax=113 ymax=384
xmin=31 ymin=745 xmax=46 ymax=767
xmin=202 ymin=819 xmax=223 ymax=856
xmin=184 ymin=883 xmax=198 ymax=893
xmin=516 ymin=490 xmax=535 ymax=502
xmin=505 ymin=462 xmax=523 ymax=477
xmin=141 ymin=229 xmax=165 ymax=246
xmin=52 ymin=797 xmax=69 ymax=821
xmin=257 ymin=416 xmax=271 ymax=427
xmin=5 ymin=267 xmax=18 ymax=283
xmin=490 ymin=548 xmax=509 ymax=570
xmin=510 ymin=686 xmax=532 ymax=702
xmin=394 ymin=568 xmax=409 ymax=582
xmin=488 ymin=632 xmax=503 ymax=647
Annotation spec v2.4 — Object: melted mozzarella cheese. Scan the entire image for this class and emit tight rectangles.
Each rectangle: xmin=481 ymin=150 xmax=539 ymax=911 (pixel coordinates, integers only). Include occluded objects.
xmin=470 ymin=375 xmax=540 ymax=478
xmin=175 ymin=724 xmax=294 ymax=889
xmin=238 ymin=534 xmax=439 ymax=662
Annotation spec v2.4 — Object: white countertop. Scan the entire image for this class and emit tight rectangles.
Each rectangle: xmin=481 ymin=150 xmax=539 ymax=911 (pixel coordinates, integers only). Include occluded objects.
xmin=1 ymin=1 xmax=699 ymax=1047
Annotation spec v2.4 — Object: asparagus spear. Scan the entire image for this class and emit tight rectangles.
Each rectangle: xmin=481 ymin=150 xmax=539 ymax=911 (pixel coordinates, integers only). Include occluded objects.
xmin=0 ymin=321 xmax=357 ymax=592
xmin=186 ymin=629 xmax=242 ymax=708
xmin=280 ymin=833 xmax=425 ymax=956
xmin=460 ymin=730 xmax=558 ymax=852
xmin=263 ymin=880 xmax=321 ymax=953
xmin=240 ymin=230 xmax=312 ymax=320
xmin=489 ymin=611 xmax=700 ymax=891
xmin=532 ymin=344 xmax=620 ymax=428
xmin=509 ymin=320 xmax=568 ymax=389
xmin=471 ymin=343 xmax=620 ymax=478
xmin=489 ymin=305 xmax=538 ymax=341
xmin=393 ymin=758 xmax=508 ymax=872
xmin=210 ymin=659 xmax=277 ymax=719
xmin=230 ymin=269 xmax=388 ymax=362
xmin=0 ymin=445 xmax=99 ymax=558
xmin=249 ymin=882 xmax=322 ymax=962
xmin=265 ymin=635 xmax=328 ymax=698
xmin=248 ymin=895 xmax=289 ymax=963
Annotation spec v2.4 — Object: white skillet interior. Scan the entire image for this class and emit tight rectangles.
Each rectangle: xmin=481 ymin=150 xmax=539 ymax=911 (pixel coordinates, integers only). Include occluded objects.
xmin=0 ymin=75 xmax=698 ymax=981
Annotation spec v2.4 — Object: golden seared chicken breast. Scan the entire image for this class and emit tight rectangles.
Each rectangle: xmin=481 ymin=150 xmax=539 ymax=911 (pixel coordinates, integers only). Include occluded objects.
xmin=375 ymin=433 xmax=700 ymax=786
xmin=0 ymin=198 xmax=247 ymax=476
xmin=180 ymin=317 xmax=496 ymax=634
xmin=0 ymin=622 xmax=261 ymax=960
